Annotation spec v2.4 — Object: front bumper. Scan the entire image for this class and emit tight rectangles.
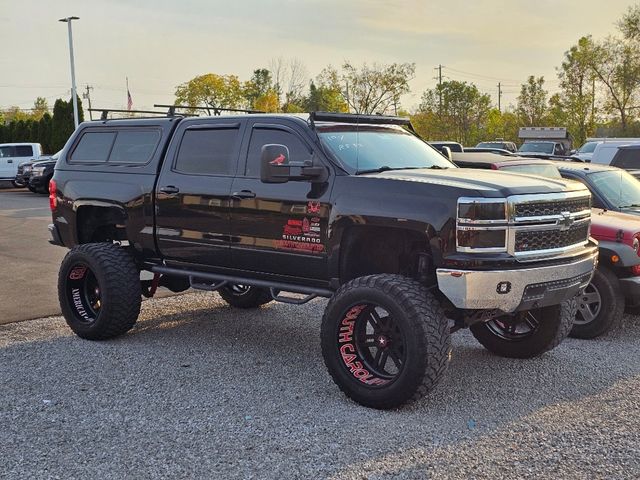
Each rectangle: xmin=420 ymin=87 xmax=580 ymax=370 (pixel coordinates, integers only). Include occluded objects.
xmin=436 ymin=248 xmax=598 ymax=313
xmin=48 ymin=223 xmax=64 ymax=246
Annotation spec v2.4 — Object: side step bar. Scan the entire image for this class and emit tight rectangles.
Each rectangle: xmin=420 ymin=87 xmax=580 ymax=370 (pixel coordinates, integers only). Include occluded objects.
xmin=151 ymin=266 xmax=334 ymax=300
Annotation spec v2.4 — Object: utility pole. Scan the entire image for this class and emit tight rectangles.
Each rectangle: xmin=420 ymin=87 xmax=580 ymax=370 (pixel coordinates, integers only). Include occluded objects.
xmin=434 ymin=64 xmax=443 ymax=114
xmin=59 ymin=16 xmax=80 ymax=129
xmin=83 ymin=84 xmax=93 ymax=120
xmin=497 ymin=82 xmax=502 ymax=112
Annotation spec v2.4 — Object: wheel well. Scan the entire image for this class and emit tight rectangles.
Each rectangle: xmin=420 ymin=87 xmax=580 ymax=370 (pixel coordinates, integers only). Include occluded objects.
xmin=339 ymin=226 xmax=433 ymax=284
xmin=76 ymin=206 xmax=128 ymax=244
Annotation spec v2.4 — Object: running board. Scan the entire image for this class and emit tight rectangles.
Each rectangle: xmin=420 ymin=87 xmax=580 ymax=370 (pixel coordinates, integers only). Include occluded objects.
xmin=151 ymin=266 xmax=334 ymax=299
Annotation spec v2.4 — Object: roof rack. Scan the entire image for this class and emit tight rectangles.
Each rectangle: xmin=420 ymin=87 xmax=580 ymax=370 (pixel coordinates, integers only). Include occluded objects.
xmin=89 ymin=108 xmax=191 ymax=120
xmin=154 ymin=104 xmax=265 ymax=116
xmin=309 ymin=111 xmax=411 ymax=126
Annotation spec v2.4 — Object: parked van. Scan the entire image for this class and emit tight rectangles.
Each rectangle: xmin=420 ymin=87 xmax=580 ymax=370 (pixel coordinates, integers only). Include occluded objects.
xmin=590 ymin=139 xmax=640 ymax=165
xmin=0 ymin=143 xmax=43 ymax=187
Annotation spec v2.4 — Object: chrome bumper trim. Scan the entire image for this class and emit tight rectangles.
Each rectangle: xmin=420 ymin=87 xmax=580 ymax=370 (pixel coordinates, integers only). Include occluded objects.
xmin=436 ymin=248 xmax=598 ymax=313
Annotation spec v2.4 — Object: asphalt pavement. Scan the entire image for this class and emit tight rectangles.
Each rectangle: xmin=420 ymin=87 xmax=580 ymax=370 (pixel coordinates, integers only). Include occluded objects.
xmin=0 ymin=182 xmax=65 ymax=324
xmin=1 ymin=292 xmax=639 ymax=479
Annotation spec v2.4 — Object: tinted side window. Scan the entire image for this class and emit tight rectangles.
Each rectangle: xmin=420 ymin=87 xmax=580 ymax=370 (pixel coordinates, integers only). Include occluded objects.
xmin=71 ymin=132 xmax=116 ymax=162
xmin=175 ymin=128 xmax=239 ymax=176
xmin=245 ymin=128 xmax=310 ymax=177
xmin=109 ymin=130 xmax=160 ymax=164
xmin=14 ymin=145 xmax=33 ymax=157
xmin=612 ymin=149 xmax=640 ymax=169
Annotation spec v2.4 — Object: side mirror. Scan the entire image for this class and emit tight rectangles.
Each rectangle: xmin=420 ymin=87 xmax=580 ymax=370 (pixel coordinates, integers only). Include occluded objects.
xmin=260 ymin=144 xmax=328 ymax=184
xmin=441 ymin=146 xmax=453 ymax=162
xmin=261 ymin=144 xmax=291 ymax=184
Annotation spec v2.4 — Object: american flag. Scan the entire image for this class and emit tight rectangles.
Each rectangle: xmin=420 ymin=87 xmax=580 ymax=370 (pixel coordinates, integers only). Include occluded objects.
xmin=127 ymin=88 xmax=133 ymax=110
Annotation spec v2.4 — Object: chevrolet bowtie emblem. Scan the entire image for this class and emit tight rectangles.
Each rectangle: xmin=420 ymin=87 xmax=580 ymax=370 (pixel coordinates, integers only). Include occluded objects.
xmin=558 ymin=211 xmax=574 ymax=231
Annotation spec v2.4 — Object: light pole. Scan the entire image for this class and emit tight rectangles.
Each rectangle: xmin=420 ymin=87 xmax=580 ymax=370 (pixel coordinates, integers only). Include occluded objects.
xmin=59 ymin=16 xmax=80 ymax=129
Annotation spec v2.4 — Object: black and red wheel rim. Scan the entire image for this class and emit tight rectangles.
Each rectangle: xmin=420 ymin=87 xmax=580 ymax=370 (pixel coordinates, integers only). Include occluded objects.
xmin=335 ymin=303 xmax=407 ymax=387
xmin=486 ymin=311 xmax=540 ymax=341
xmin=65 ymin=262 xmax=101 ymax=323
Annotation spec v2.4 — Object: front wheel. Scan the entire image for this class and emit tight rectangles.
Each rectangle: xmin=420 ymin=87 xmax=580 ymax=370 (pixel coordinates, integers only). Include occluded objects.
xmin=11 ymin=180 xmax=25 ymax=188
xmin=58 ymin=243 xmax=141 ymax=340
xmin=321 ymin=274 xmax=451 ymax=410
xmin=469 ymin=300 xmax=576 ymax=358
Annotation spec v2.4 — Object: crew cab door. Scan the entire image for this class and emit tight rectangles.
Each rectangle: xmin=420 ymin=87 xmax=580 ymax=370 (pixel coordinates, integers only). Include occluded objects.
xmin=155 ymin=119 xmax=245 ymax=267
xmin=0 ymin=146 xmax=15 ymax=179
xmin=229 ymin=121 xmax=333 ymax=281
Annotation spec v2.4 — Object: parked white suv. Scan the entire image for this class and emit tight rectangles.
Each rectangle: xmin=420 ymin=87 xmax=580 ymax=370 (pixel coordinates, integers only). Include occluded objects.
xmin=0 ymin=143 xmax=43 ymax=187
xmin=585 ymin=138 xmax=640 ymax=165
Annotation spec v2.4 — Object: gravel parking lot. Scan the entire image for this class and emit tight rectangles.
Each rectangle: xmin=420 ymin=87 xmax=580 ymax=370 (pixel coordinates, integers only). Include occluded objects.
xmin=1 ymin=292 xmax=639 ymax=479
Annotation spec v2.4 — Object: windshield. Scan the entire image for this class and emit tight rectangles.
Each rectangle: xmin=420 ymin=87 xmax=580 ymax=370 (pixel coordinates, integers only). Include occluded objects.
xmin=588 ymin=170 xmax=640 ymax=209
xmin=518 ymin=142 xmax=554 ymax=154
xmin=578 ymin=142 xmax=598 ymax=153
xmin=499 ymin=164 xmax=562 ymax=178
xmin=318 ymin=126 xmax=455 ymax=172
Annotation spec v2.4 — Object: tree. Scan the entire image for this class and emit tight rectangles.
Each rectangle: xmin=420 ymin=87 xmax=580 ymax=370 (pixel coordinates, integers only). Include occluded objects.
xmin=51 ymin=96 xmax=84 ymax=152
xmin=32 ymin=97 xmax=49 ymax=121
xmin=516 ymin=76 xmax=548 ymax=126
xmin=244 ymin=69 xmax=274 ymax=109
xmin=618 ymin=3 xmax=640 ymax=41
xmin=415 ymin=80 xmax=492 ymax=145
xmin=253 ymin=90 xmax=280 ymax=113
xmin=588 ymin=37 xmax=640 ymax=132
xmin=269 ymin=57 xmax=308 ymax=111
xmin=555 ymin=36 xmax=597 ymax=144
xmin=174 ymin=73 xmax=245 ymax=113
xmin=305 ymin=67 xmax=348 ymax=112
xmin=340 ymin=62 xmax=415 ymax=115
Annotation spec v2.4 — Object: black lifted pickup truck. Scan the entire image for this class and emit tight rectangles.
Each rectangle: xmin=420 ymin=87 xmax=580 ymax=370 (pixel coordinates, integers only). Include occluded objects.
xmin=49 ymin=112 xmax=598 ymax=409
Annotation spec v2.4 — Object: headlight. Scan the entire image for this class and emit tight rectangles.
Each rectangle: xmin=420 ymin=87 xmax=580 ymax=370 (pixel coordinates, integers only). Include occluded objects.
xmin=457 ymin=198 xmax=508 ymax=253
xmin=457 ymin=199 xmax=507 ymax=223
xmin=31 ymin=167 xmax=46 ymax=176
xmin=457 ymin=228 xmax=507 ymax=249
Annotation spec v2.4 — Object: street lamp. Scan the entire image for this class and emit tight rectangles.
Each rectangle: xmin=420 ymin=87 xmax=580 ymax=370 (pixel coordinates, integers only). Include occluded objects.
xmin=59 ymin=16 xmax=80 ymax=129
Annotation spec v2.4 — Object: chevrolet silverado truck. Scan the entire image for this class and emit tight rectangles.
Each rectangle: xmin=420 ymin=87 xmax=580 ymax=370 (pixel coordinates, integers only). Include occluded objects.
xmin=48 ymin=112 xmax=598 ymax=409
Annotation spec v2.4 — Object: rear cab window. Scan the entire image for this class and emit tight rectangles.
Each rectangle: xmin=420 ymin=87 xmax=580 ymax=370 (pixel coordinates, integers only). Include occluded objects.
xmin=14 ymin=145 xmax=34 ymax=157
xmin=612 ymin=149 xmax=640 ymax=169
xmin=69 ymin=129 xmax=160 ymax=164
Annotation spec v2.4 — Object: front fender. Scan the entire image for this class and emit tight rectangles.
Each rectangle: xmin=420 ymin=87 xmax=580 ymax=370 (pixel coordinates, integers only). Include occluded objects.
xmin=598 ymin=240 xmax=640 ymax=267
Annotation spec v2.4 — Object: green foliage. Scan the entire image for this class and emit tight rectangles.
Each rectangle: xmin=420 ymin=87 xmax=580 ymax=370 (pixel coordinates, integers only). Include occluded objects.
xmin=174 ymin=73 xmax=245 ymax=112
xmin=339 ymin=62 xmax=415 ymax=114
xmin=618 ymin=4 xmax=640 ymax=41
xmin=414 ymin=80 xmax=492 ymax=145
xmin=516 ymin=76 xmax=548 ymax=126
xmin=51 ymin=96 xmax=84 ymax=152
xmin=244 ymin=69 xmax=274 ymax=109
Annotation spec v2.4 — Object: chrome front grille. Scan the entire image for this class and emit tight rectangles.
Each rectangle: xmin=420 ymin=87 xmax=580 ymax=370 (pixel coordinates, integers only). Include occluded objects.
xmin=515 ymin=223 xmax=590 ymax=252
xmin=509 ymin=192 xmax=591 ymax=260
xmin=514 ymin=197 xmax=591 ymax=217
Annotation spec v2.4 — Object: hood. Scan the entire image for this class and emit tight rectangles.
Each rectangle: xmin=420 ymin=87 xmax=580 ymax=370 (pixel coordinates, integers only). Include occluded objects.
xmin=367 ymin=167 xmax=586 ymax=198
xmin=591 ymin=208 xmax=640 ymax=241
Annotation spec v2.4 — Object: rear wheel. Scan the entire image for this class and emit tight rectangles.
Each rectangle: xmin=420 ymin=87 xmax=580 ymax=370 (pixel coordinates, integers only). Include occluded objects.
xmin=218 ymin=284 xmax=272 ymax=308
xmin=469 ymin=299 xmax=576 ymax=358
xmin=58 ymin=243 xmax=141 ymax=340
xmin=570 ymin=267 xmax=624 ymax=339
xmin=321 ymin=274 xmax=450 ymax=409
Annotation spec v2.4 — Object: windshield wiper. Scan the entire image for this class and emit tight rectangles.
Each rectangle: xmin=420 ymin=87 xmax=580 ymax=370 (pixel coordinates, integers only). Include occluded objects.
xmin=619 ymin=203 xmax=640 ymax=209
xmin=355 ymin=166 xmax=445 ymax=175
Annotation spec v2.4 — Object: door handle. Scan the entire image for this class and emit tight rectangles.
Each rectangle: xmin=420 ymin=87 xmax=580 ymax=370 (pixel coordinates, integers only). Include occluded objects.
xmin=159 ymin=185 xmax=180 ymax=194
xmin=231 ymin=190 xmax=256 ymax=199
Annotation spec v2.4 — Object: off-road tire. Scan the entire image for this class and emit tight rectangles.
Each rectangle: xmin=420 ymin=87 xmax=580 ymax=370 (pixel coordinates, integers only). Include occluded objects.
xmin=570 ymin=267 xmax=624 ymax=339
xmin=470 ymin=299 xmax=576 ymax=358
xmin=58 ymin=242 xmax=141 ymax=340
xmin=27 ymin=185 xmax=37 ymax=193
xmin=218 ymin=285 xmax=272 ymax=308
xmin=321 ymin=274 xmax=451 ymax=410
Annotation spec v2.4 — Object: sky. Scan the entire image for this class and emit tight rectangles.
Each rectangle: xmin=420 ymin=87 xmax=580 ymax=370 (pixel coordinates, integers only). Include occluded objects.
xmin=0 ymin=0 xmax=636 ymax=116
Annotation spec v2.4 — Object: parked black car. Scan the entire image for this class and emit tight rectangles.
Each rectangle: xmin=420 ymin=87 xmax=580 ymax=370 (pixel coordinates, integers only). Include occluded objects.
xmin=28 ymin=151 xmax=59 ymax=194
xmin=48 ymin=112 xmax=597 ymax=409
